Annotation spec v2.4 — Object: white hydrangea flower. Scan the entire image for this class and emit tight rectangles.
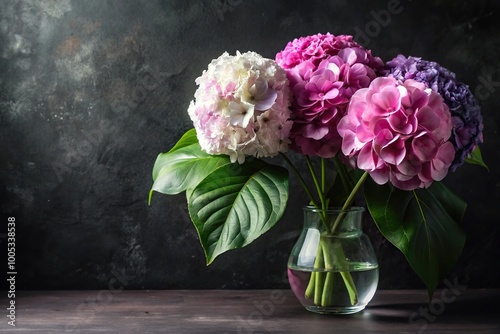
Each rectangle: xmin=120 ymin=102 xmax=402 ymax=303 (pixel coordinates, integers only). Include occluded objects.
xmin=188 ymin=51 xmax=292 ymax=163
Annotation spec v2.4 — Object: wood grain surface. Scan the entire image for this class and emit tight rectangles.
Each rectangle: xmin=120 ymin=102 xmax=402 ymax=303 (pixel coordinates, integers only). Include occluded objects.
xmin=2 ymin=289 xmax=498 ymax=333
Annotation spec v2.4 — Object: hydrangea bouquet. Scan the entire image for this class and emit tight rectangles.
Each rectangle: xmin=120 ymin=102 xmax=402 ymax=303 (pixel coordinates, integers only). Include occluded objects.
xmin=149 ymin=33 xmax=486 ymax=304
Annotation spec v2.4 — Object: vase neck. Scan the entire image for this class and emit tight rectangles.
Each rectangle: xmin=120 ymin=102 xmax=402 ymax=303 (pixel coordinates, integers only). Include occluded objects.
xmin=302 ymin=206 xmax=364 ymax=236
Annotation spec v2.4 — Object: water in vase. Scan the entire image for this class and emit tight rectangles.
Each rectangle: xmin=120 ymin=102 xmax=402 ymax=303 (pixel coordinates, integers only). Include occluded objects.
xmin=288 ymin=262 xmax=379 ymax=314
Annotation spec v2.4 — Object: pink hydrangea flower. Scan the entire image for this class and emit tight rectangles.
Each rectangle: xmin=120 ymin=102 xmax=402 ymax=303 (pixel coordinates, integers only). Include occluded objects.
xmin=338 ymin=77 xmax=454 ymax=190
xmin=276 ymin=33 xmax=383 ymax=158
xmin=188 ymin=51 xmax=292 ymax=163
xmin=276 ymin=33 xmax=383 ymax=70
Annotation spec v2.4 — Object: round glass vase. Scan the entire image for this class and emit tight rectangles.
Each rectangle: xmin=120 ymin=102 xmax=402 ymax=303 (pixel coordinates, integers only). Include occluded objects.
xmin=287 ymin=206 xmax=379 ymax=315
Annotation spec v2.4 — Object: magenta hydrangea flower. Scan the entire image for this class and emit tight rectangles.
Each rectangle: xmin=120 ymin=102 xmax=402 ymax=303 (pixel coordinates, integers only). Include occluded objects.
xmin=276 ymin=33 xmax=383 ymax=158
xmin=338 ymin=77 xmax=455 ymax=191
xmin=276 ymin=33 xmax=383 ymax=70
xmin=384 ymin=55 xmax=483 ymax=171
xmin=188 ymin=51 xmax=292 ymax=163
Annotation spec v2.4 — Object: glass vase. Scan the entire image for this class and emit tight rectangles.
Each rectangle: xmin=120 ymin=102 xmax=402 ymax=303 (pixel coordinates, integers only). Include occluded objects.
xmin=288 ymin=206 xmax=379 ymax=314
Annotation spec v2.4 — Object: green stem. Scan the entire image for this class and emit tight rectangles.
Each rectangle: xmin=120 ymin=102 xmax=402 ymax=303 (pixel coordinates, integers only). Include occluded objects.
xmin=321 ymin=238 xmax=334 ymax=306
xmin=311 ymin=235 xmax=358 ymax=307
xmin=280 ymin=153 xmax=319 ymax=209
xmin=330 ymin=172 xmax=369 ymax=234
xmin=333 ymin=156 xmax=353 ymax=192
xmin=305 ymin=156 xmax=325 ymax=207
xmin=313 ymin=244 xmax=325 ymax=306
xmin=317 ymin=172 xmax=369 ymax=307
xmin=305 ymin=156 xmax=330 ymax=229
xmin=305 ymin=271 xmax=316 ymax=299
xmin=322 ymin=172 xmax=369 ymax=306
xmin=284 ymin=154 xmax=370 ymax=308
xmin=322 ymin=272 xmax=334 ymax=307
xmin=334 ymin=239 xmax=358 ymax=305
xmin=314 ymin=271 xmax=325 ymax=306
xmin=342 ymin=171 xmax=368 ymax=211
xmin=341 ymin=271 xmax=358 ymax=305
xmin=305 ymin=240 xmax=325 ymax=300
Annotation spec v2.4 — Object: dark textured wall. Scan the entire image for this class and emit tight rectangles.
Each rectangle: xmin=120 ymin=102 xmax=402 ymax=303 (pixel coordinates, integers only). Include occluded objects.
xmin=1 ymin=0 xmax=499 ymax=290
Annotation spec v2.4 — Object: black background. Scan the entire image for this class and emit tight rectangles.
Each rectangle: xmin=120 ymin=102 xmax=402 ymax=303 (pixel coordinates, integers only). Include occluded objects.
xmin=1 ymin=0 xmax=499 ymax=290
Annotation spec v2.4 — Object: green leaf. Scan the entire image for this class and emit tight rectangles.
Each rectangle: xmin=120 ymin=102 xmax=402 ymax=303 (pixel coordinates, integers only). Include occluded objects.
xmin=150 ymin=143 xmax=230 ymax=197
xmin=168 ymin=128 xmax=198 ymax=153
xmin=365 ymin=178 xmax=466 ymax=298
xmin=188 ymin=159 xmax=289 ymax=264
xmin=465 ymin=146 xmax=488 ymax=170
xmin=152 ymin=128 xmax=198 ymax=181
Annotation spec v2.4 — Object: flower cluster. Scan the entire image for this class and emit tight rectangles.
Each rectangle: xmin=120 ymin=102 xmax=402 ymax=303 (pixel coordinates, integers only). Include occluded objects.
xmin=384 ymin=55 xmax=484 ymax=171
xmin=338 ymin=77 xmax=454 ymax=190
xmin=276 ymin=33 xmax=384 ymax=158
xmin=187 ymin=33 xmax=484 ymax=191
xmin=188 ymin=51 xmax=292 ymax=163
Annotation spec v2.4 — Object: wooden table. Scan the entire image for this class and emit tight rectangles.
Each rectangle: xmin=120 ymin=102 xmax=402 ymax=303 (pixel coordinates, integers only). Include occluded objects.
xmin=3 ymin=289 xmax=499 ymax=333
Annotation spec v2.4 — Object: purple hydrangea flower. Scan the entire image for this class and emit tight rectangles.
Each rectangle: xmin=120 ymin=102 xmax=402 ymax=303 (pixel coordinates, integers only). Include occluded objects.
xmin=384 ymin=55 xmax=484 ymax=171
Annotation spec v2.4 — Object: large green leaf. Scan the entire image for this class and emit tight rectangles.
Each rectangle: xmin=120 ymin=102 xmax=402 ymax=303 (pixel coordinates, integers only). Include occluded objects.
xmin=150 ymin=141 xmax=230 ymax=199
xmin=188 ymin=159 xmax=289 ymax=264
xmin=364 ymin=178 xmax=466 ymax=298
